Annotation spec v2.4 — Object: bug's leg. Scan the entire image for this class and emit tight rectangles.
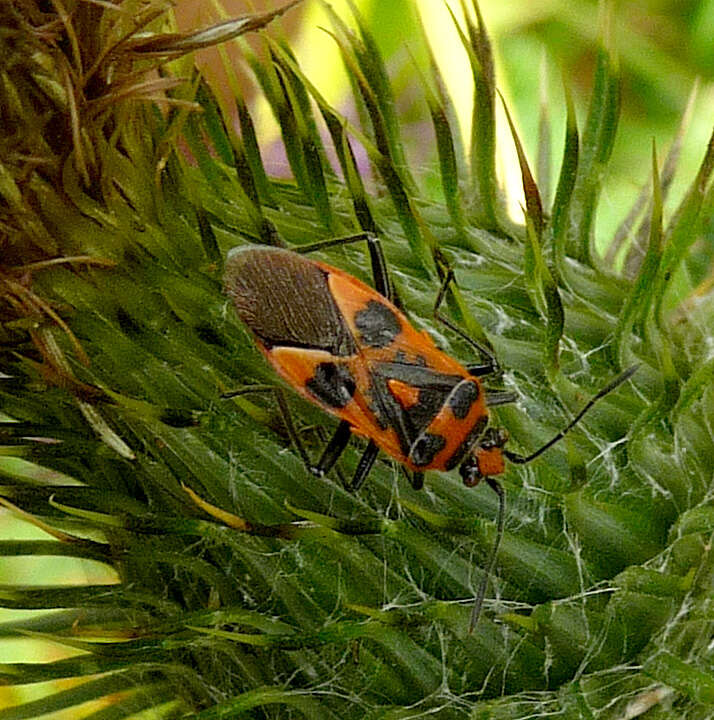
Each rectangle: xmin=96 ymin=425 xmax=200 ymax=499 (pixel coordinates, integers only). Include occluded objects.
xmin=294 ymin=232 xmax=394 ymax=302
xmin=223 ymin=385 xmax=346 ymax=478
xmin=433 ymin=268 xmax=499 ymax=376
xmin=485 ymin=390 xmax=518 ymax=407
xmin=470 ymin=477 xmax=506 ymax=632
xmin=347 ymin=440 xmax=380 ymax=492
xmin=263 ymin=391 xmax=378 ymax=494
xmin=224 ymin=385 xmax=357 ymax=481
xmin=273 ymin=391 xmax=361 ymax=481
xmin=269 ymin=387 xmax=317 ymax=471
xmin=313 ymin=420 xmax=352 ymax=477
xmin=362 ymin=233 xmax=391 ymax=300
xmin=293 ymin=232 xmax=375 ymax=256
xmin=400 ymin=467 xmax=424 ymax=490
xmin=466 ymin=363 xmax=497 ymax=377
xmin=409 ymin=471 xmax=424 ymax=491
xmin=312 ymin=424 xmax=349 ymax=487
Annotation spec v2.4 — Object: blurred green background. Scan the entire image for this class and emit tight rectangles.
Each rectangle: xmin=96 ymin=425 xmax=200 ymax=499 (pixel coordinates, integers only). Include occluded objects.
xmin=175 ymin=0 xmax=713 ymax=249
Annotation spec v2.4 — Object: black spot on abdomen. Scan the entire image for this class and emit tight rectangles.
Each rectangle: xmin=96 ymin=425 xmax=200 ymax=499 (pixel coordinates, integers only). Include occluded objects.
xmin=449 ymin=380 xmax=480 ymax=420
xmin=410 ymin=432 xmax=447 ymax=467
xmin=306 ymin=362 xmax=356 ymax=409
xmin=354 ymin=300 xmax=401 ymax=348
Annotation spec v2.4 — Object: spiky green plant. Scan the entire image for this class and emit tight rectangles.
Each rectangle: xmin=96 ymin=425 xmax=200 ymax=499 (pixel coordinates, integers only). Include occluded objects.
xmin=1 ymin=1 xmax=713 ymax=718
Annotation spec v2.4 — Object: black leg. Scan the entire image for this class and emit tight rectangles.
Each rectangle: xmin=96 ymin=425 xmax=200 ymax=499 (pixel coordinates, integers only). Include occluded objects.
xmin=400 ymin=467 xmax=424 ymax=490
xmin=469 ymin=477 xmax=506 ymax=633
xmin=223 ymin=385 xmax=353 ymax=480
xmin=314 ymin=420 xmax=353 ymax=477
xmin=467 ymin=363 xmax=498 ymax=377
xmin=347 ymin=440 xmax=380 ymax=492
xmin=485 ymin=390 xmax=517 ymax=407
xmin=433 ymin=268 xmax=499 ymax=376
xmin=222 ymin=384 xmax=308 ymax=467
xmin=312 ymin=425 xmax=348 ymax=487
xmin=363 ymin=234 xmax=391 ymax=300
xmin=272 ymin=387 xmax=315 ymax=470
xmin=410 ymin=471 xmax=424 ymax=490
xmin=294 ymin=232 xmax=393 ymax=302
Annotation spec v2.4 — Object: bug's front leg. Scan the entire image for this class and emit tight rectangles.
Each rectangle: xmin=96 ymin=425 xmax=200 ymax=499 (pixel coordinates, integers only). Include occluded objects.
xmin=432 ymin=268 xmax=499 ymax=377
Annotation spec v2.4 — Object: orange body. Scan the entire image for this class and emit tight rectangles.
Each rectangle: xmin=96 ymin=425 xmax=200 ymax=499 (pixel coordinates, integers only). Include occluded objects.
xmin=225 ymin=246 xmax=497 ymax=475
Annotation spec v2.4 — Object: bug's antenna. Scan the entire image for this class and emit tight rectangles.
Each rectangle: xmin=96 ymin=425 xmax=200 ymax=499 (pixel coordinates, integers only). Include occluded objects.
xmin=469 ymin=478 xmax=506 ymax=633
xmin=503 ymin=365 xmax=639 ymax=466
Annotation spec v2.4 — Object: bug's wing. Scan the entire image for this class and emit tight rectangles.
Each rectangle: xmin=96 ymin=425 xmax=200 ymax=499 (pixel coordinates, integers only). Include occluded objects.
xmin=225 ymin=247 xmax=356 ymax=356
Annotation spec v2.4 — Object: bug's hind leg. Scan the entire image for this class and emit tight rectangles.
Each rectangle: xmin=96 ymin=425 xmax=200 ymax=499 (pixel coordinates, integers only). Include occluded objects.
xmin=313 ymin=420 xmax=352 ymax=477
xmin=294 ymin=232 xmax=394 ymax=303
xmin=408 ymin=470 xmax=424 ymax=491
xmin=221 ymin=385 xmax=341 ymax=478
xmin=294 ymin=413 xmax=381 ymax=494
xmin=223 ymin=385 xmax=369 ymax=490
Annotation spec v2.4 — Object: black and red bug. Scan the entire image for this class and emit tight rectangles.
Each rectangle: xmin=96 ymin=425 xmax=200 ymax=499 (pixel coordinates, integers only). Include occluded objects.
xmin=223 ymin=235 xmax=637 ymax=628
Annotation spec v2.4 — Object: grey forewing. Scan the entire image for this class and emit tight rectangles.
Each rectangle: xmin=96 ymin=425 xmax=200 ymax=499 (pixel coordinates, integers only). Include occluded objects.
xmin=224 ymin=247 xmax=356 ymax=356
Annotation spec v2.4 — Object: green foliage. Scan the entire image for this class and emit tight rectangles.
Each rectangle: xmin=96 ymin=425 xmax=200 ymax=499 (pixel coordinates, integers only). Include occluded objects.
xmin=1 ymin=1 xmax=713 ymax=718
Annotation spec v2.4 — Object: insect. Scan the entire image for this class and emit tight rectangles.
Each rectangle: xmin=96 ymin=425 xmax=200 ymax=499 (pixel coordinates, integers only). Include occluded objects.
xmin=223 ymin=234 xmax=636 ymax=629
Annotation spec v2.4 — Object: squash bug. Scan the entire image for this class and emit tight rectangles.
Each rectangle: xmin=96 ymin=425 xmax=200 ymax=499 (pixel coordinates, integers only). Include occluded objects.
xmin=223 ymin=234 xmax=637 ymax=629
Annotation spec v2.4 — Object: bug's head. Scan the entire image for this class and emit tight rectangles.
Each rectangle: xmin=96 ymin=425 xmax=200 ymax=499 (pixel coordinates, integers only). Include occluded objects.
xmin=460 ymin=427 xmax=509 ymax=487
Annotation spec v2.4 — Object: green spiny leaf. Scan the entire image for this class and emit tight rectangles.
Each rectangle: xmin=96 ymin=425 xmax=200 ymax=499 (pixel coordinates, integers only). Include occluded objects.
xmin=447 ymin=1 xmax=499 ymax=229
xmin=565 ymin=12 xmax=621 ymax=264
